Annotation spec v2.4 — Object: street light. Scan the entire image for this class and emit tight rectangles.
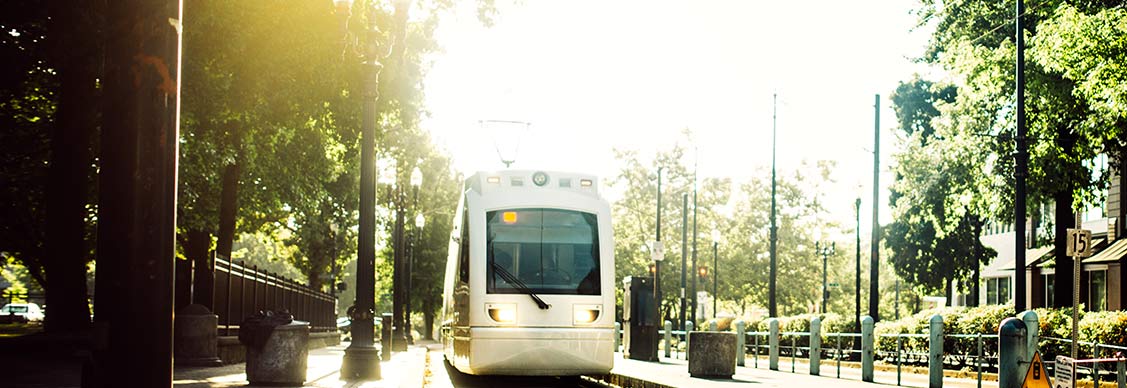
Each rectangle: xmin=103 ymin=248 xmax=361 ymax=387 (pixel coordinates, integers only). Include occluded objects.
xmin=816 ymin=241 xmax=835 ymax=314
xmin=405 ymin=165 xmax=422 ymax=345
xmin=338 ymin=0 xmax=410 ymax=380
xmin=711 ymin=229 xmax=720 ymax=319
xmin=854 ymin=197 xmax=861 ymax=334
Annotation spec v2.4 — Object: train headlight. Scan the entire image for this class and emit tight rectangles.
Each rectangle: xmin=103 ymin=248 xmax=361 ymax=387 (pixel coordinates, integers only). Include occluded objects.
xmin=573 ymin=304 xmax=601 ymax=324
xmin=486 ymin=303 xmax=516 ymax=324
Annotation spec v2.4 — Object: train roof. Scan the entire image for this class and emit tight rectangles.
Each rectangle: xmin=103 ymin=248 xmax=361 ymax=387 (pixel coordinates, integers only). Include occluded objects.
xmin=464 ymin=170 xmax=600 ymax=197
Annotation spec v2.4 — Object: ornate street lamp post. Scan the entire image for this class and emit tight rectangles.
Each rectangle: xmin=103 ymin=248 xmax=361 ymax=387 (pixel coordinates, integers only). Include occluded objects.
xmin=816 ymin=241 xmax=835 ymax=314
xmin=338 ymin=0 xmax=410 ymax=380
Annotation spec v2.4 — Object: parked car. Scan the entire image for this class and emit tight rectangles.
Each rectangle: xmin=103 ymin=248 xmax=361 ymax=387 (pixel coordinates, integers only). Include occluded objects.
xmin=0 ymin=303 xmax=45 ymax=324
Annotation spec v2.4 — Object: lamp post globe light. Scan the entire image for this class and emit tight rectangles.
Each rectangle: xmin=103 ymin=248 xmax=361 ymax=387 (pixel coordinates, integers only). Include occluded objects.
xmin=338 ymin=0 xmax=410 ymax=380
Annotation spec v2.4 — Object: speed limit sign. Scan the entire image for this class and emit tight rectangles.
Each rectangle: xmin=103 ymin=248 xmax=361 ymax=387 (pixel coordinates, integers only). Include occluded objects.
xmin=1066 ymin=228 xmax=1092 ymax=258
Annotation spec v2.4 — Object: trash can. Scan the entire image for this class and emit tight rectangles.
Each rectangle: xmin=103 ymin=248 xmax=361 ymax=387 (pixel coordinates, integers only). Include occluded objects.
xmin=240 ymin=311 xmax=310 ymax=385
xmin=623 ymin=276 xmax=658 ymax=361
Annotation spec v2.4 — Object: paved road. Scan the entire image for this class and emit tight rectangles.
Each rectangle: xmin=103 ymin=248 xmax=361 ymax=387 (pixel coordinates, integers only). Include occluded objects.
xmin=422 ymin=343 xmax=598 ymax=388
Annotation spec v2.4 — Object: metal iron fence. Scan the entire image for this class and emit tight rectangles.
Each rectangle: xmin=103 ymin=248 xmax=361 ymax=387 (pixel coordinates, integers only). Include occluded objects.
xmin=213 ymin=257 xmax=336 ymax=335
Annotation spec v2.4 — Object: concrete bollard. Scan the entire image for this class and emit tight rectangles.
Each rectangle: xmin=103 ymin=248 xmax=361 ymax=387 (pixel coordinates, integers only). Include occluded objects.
xmin=929 ymin=314 xmax=944 ymax=388
xmin=381 ymin=313 xmax=393 ymax=361
xmin=614 ymin=322 xmax=622 ymax=352
xmin=664 ymin=320 xmax=673 ymax=358
xmin=862 ymin=316 xmax=874 ymax=382
xmin=735 ymin=320 xmax=746 ymax=367
xmin=998 ymin=317 xmax=1028 ymax=388
xmin=709 ymin=320 xmax=718 ymax=332
xmin=769 ymin=318 xmax=780 ymax=371
xmin=686 ymin=321 xmax=694 ymax=360
xmin=810 ymin=317 xmax=822 ymax=376
xmin=1019 ymin=310 xmax=1039 ymax=356
xmin=688 ymin=332 xmax=737 ymax=378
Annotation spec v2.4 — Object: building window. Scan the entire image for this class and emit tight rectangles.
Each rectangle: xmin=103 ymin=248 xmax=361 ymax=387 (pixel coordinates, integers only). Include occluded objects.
xmin=987 ymin=279 xmax=998 ymax=305
xmin=1089 ymin=270 xmax=1107 ymax=311
xmin=985 ymin=277 xmax=1013 ymax=305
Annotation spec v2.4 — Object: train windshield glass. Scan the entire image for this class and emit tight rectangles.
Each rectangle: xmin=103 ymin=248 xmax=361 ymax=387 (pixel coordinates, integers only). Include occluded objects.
xmin=486 ymin=209 xmax=600 ymax=295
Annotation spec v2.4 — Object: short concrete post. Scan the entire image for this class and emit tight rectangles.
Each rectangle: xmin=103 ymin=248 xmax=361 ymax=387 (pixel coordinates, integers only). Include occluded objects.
xmin=614 ymin=322 xmax=622 ymax=352
xmin=862 ymin=315 xmax=874 ymax=382
xmin=768 ymin=318 xmax=779 ymax=371
xmin=929 ymin=314 xmax=944 ymax=388
xmin=810 ymin=317 xmax=822 ymax=376
xmin=735 ymin=320 xmax=746 ymax=366
xmin=1019 ymin=310 xmax=1039 ymax=356
xmin=664 ymin=320 xmax=673 ymax=358
xmin=381 ymin=313 xmax=393 ymax=361
xmin=998 ymin=317 xmax=1028 ymax=388
xmin=709 ymin=320 xmax=718 ymax=332
xmin=686 ymin=321 xmax=694 ymax=360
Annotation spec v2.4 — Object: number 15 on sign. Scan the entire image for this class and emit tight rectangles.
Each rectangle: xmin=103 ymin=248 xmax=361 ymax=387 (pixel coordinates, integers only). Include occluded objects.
xmin=1066 ymin=229 xmax=1092 ymax=258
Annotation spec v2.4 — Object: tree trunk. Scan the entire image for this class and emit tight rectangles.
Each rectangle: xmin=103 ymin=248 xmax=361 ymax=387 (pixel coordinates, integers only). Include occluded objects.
xmin=185 ymin=229 xmax=213 ymax=309
xmin=423 ymin=299 xmax=435 ymax=340
xmin=945 ymin=277 xmax=953 ymax=306
xmin=1053 ymin=190 xmax=1074 ymax=308
xmin=45 ymin=0 xmax=98 ymax=332
xmin=215 ymin=152 xmax=241 ymax=263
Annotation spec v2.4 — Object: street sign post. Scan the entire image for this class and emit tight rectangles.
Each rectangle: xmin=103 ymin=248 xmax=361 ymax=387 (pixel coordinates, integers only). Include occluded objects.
xmin=1065 ymin=229 xmax=1092 ymax=257
xmin=1066 ymin=227 xmax=1092 ymax=358
xmin=1054 ymin=355 xmax=1075 ymax=388
xmin=651 ymin=241 xmax=664 ymax=262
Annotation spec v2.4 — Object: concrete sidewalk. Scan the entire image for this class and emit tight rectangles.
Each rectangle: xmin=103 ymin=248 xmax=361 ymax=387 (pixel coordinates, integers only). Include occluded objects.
xmin=603 ymin=353 xmax=994 ymax=388
xmin=173 ymin=342 xmax=428 ymax=388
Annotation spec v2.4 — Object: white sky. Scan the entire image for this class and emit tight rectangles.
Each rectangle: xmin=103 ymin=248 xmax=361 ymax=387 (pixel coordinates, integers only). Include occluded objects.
xmin=420 ymin=0 xmax=936 ymax=230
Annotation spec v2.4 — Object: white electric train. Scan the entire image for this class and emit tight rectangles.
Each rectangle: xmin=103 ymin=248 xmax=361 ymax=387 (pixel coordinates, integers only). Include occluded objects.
xmin=440 ymin=170 xmax=615 ymax=376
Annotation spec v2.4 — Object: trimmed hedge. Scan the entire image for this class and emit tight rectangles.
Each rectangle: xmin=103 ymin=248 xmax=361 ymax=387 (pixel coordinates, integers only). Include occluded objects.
xmin=731 ymin=305 xmax=1127 ymax=364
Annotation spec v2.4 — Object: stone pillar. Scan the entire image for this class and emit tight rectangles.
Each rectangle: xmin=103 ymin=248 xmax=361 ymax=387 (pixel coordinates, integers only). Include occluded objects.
xmin=708 ymin=320 xmax=718 ymax=332
xmin=768 ymin=318 xmax=779 ymax=371
xmin=685 ymin=321 xmax=694 ymax=360
xmin=929 ymin=314 xmax=944 ymax=388
xmin=735 ymin=320 xmax=746 ymax=367
xmin=810 ymin=317 xmax=821 ymax=375
xmin=687 ymin=332 xmax=736 ymax=378
xmin=246 ymin=321 xmax=309 ymax=386
xmin=174 ymin=304 xmax=223 ymax=366
xmin=862 ymin=315 xmax=874 ymax=382
xmin=998 ymin=317 xmax=1028 ymax=388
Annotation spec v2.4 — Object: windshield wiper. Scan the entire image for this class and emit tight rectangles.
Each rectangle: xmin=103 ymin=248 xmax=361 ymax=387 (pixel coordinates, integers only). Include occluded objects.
xmin=492 ymin=262 xmax=551 ymax=310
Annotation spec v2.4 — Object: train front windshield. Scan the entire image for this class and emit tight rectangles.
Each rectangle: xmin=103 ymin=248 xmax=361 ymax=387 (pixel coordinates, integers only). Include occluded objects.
xmin=486 ymin=209 xmax=600 ymax=295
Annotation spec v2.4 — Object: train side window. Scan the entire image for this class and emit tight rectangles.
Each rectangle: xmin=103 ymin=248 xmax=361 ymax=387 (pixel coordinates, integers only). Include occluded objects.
xmin=458 ymin=207 xmax=470 ymax=283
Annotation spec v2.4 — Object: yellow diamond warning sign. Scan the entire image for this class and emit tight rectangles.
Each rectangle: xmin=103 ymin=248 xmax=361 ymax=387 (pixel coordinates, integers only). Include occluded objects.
xmin=1023 ymin=351 xmax=1051 ymax=388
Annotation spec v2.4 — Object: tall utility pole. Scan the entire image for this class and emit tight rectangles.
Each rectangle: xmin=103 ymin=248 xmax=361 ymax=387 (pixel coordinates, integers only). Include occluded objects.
xmin=680 ymin=193 xmax=688 ymax=330
xmin=869 ymin=94 xmax=881 ymax=322
xmin=1013 ymin=0 xmax=1029 ymax=313
xmin=93 ymin=0 xmax=181 ymax=385
xmin=690 ymin=159 xmax=698 ymax=324
xmin=855 ymin=198 xmax=861 ymax=332
xmin=654 ymin=167 xmax=663 ymax=327
xmin=769 ymin=92 xmax=779 ymax=318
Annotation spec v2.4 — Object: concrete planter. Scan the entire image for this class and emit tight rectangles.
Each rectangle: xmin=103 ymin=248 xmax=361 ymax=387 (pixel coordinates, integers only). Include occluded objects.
xmin=246 ymin=321 xmax=310 ymax=386
xmin=174 ymin=304 xmax=223 ymax=367
xmin=687 ymin=331 xmax=736 ymax=378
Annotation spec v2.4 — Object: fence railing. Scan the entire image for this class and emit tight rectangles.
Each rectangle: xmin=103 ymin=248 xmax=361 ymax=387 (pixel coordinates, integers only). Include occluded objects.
xmin=616 ymin=314 xmax=1127 ymax=388
xmin=214 ymin=257 xmax=336 ymax=335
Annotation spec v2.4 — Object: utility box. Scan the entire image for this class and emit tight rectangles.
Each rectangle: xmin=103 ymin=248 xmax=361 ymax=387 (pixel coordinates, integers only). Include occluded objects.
xmin=623 ymin=276 xmax=658 ymax=361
